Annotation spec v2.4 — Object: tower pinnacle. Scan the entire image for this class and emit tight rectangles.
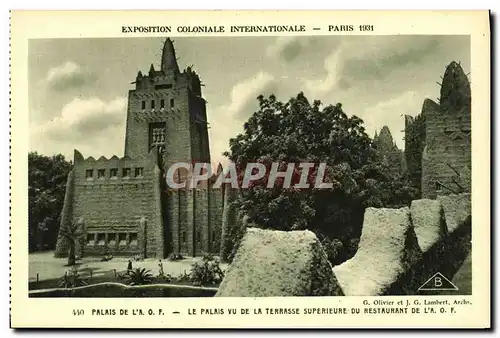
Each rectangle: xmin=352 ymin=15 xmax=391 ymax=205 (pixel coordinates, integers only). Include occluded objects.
xmin=161 ymin=38 xmax=179 ymax=73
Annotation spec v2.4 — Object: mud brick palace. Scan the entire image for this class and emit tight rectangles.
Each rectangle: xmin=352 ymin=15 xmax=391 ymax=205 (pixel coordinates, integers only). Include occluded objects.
xmin=55 ymin=38 xmax=223 ymax=258
xmin=55 ymin=38 xmax=471 ymax=259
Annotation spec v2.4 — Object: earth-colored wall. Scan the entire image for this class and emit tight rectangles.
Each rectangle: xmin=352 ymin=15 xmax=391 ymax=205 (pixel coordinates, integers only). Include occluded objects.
xmin=55 ymin=149 xmax=163 ymax=258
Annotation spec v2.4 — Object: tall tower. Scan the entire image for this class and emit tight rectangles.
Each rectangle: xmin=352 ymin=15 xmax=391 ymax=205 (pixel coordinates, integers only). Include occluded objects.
xmin=124 ymin=38 xmax=211 ymax=168
xmin=421 ymin=61 xmax=471 ymax=198
xmin=123 ymin=38 xmax=212 ymax=256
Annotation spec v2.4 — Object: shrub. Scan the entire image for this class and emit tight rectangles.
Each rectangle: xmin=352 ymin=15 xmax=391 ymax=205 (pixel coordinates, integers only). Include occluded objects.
xmin=346 ymin=237 xmax=360 ymax=258
xmin=125 ymin=268 xmax=153 ymax=286
xmin=58 ymin=268 xmax=87 ymax=288
xmin=155 ymin=273 xmax=173 ymax=283
xmin=189 ymin=254 xmax=224 ymax=286
xmin=177 ymin=270 xmax=191 ymax=283
xmin=320 ymin=237 xmax=344 ymax=266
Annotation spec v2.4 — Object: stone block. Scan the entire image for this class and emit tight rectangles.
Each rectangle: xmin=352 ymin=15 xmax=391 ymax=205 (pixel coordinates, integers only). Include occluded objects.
xmin=410 ymin=199 xmax=448 ymax=253
xmin=216 ymin=228 xmax=343 ymax=297
xmin=333 ymin=207 xmax=422 ymax=296
xmin=437 ymin=193 xmax=471 ymax=234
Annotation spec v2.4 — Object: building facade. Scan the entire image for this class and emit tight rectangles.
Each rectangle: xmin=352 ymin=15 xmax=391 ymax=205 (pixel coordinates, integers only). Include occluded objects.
xmin=55 ymin=38 xmax=224 ymax=258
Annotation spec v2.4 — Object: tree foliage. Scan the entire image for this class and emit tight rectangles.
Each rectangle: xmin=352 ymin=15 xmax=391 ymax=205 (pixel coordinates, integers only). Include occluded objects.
xmin=125 ymin=268 xmax=154 ymax=286
xmin=59 ymin=219 xmax=85 ymax=266
xmin=189 ymin=253 xmax=225 ymax=286
xmin=58 ymin=268 xmax=87 ymax=288
xmin=28 ymin=152 xmax=72 ymax=252
xmin=223 ymin=93 xmax=417 ymax=260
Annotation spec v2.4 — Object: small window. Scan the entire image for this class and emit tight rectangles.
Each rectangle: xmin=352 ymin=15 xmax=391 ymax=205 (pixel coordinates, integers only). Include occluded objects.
xmin=212 ymin=230 xmax=216 ymax=242
xmin=141 ymin=101 xmax=146 ymax=110
xmin=97 ymin=233 xmax=106 ymax=246
xmin=122 ymin=168 xmax=131 ymax=178
xmin=108 ymin=233 xmax=116 ymax=246
xmin=435 ymin=181 xmax=442 ymax=192
xmin=182 ymin=231 xmax=187 ymax=244
xmin=85 ymin=169 xmax=94 ymax=180
xmin=170 ymin=98 xmax=174 ymax=108
xmin=135 ymin=167 xmax=144 ymax=177
xmin=160 ymin=99 xmax=165 ymax=109
xmin=151 ymin=99 xmax=155 ymax=109
xmin=110 ymin=168 xmax=118 ymax=179
xmin=97 ymin=169 xmax=105 ymax=179
xmin=86 ymin=233 xmax=95 ymax=245
xmin=129 ymin=233 xmax=138 ymax=246
xmin=118 ymin=233 xmax=127 ymax=246
xmin=197 ymin=231 xmax=202 ymax=244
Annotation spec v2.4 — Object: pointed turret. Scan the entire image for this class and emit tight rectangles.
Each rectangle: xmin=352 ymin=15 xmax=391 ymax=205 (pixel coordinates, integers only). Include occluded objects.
xmin=161 ymin=38 xmax=180 ymax=73
xmin=439 ymin=61 xmax=471 ymax=112
xmin=375 ymin=126 xmax=398 ymax=153
xmin=149 ymin=63 xmax=155 ymax=76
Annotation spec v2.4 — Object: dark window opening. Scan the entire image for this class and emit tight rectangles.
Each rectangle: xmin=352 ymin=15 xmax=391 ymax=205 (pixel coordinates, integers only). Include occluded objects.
xmin=85 ymin=169 xmax=93 ymax=179
xmin=97 ymin=233 xmax=106 ymax=246
xmin=118 ymin=233 xmax=127 ymax=246
xmin=170 ymin=98 xmax=174 ymax=108
xmin=182 ymin=231 xmax=187 ymax=244
xmin=122 ymin=168 xmax=131 ymax=178
xmin=151 ymin=100 xmax=155 ymax=109
xmin=86 ymin=234 xmax=95 ymax=245
xmin=110 ymin=168 xmax=118 ymax=178
xmin=97 ymin=169 xmax=105 ymax=179
xmin=155 ymin=84 xmax=172 ymax=90
xmin=108 ymin=233 xmax=116 ymax=246
xmin=129 ymin=233 xmax=138 ymax=245
xmin=141 ymin=101 xmax=146 ymax=110
xmin=149 ymin=122 xmax=166 ymax=150
xmin=160 ymin=99 xmax=165 ymax=108
xmin=135 ymin=167 xmax=144 ymax=177
xmin=435 ymin=181 xmax=442 ymax=191
xmin=212 ymin=230 xmax=216 ymax=242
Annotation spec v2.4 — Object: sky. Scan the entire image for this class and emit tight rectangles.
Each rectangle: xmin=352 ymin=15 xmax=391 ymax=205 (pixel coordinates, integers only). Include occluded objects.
xmin=29 ymin=35 xmax=470 ymax=165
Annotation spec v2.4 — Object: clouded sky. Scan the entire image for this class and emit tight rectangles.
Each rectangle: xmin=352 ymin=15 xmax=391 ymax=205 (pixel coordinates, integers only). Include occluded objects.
xmin=29 ymin=35 xmax=470 ymax=165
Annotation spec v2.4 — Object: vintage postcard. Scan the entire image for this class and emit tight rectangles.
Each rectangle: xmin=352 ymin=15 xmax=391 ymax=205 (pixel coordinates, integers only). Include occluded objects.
xmin=10 ymin=10 xmax=490 ymax=328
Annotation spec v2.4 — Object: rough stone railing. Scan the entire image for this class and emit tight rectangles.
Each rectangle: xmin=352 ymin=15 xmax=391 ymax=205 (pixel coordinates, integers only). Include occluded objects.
xmin=216 ymin=193 xmax=471 ymax=297
xmin=29 ymin=282 xmax=218 ymax=298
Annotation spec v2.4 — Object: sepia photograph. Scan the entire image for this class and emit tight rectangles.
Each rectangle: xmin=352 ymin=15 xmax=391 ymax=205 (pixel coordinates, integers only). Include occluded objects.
xmin=27 ymin=35 xmax=472 ymax=298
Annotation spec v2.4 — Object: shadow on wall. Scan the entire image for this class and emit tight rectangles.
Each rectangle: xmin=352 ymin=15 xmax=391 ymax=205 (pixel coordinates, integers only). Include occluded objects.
xmin=216 ymin=193 xmax=471 ymax=297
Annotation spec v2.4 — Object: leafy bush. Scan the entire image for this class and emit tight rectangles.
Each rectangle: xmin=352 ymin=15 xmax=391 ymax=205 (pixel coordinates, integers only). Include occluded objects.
xmin=189 ymin=254 xmax=224 ymax=286
xmin=58 ymin=268 xmax=87 ymax=288
xmin=125 ymin=268 xmax=154 ymax=286
xmin=155 ymin=273 xmax=173 ymax=283
xmin=177 ymin=270 xmax=191 ymax=283
xmin=346 ymin=237 xmax=360 ymax=258
xmin=320 ymin=237 xmax=344 ymax=266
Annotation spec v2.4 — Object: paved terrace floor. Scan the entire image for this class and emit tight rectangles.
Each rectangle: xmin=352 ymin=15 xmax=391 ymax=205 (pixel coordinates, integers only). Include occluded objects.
xmin=29 ymin=251 xmax=228 ymax=282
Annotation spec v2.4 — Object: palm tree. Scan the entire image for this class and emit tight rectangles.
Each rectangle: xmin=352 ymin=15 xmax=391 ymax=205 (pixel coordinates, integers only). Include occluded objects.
xmin=59 ymin=218 xmax=84 ymax=266
xmin=125 ymin=268 xmax=154 ymax=286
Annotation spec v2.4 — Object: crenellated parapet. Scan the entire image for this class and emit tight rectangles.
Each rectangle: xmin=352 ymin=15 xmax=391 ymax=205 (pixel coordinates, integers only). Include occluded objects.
xmin=72 ymin=148 xmax=160 ymax=185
